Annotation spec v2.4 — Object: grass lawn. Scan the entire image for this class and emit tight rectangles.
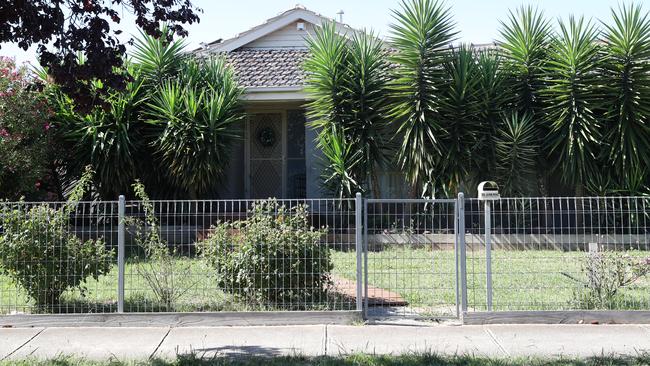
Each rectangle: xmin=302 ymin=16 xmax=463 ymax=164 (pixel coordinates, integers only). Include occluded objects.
xmin=1 ymin=248 xmax=649 ymax=314
xmin=0 ymin=258 xmax=236 ymax=314
xmin=0 ymin=256 xmax=356 ymax=314
xmin=2 ymin=353 xmax=650 ymax=366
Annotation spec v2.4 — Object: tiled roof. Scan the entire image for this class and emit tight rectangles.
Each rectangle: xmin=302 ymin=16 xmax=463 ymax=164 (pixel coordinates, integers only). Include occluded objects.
xmin=212 ymin=43 xmax=499 ymax=89
xmin=225 ymin=49 xmax=309 ymax=88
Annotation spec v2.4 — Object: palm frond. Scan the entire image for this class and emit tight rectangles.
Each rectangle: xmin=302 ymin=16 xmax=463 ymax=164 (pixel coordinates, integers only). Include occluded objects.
xmin=316 ymin=126 xmax=364 ymax=199
xmin=146 ymin=56 xmax=244 ymax=197
xmin=600 ymin=3 xmax=650 ymax=183
xmin=494 ymin=112 xmax=539 ymax=196
xmin=498 ymin=5 xmax=551 ymax=114
xmin=544 ymin=16 xmax=603 ymax=191
xmin=131 ymin=26 xmax=187 ymax=86
xmin=388 ymin=0 xmax=457 ymax=192
xmin=304 ymin=22 xmax=391 ymax=197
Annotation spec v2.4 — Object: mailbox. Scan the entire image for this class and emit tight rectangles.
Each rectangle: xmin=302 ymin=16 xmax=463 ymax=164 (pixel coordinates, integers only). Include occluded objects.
xmin=478 ymin=181 xmax=500 ymax=201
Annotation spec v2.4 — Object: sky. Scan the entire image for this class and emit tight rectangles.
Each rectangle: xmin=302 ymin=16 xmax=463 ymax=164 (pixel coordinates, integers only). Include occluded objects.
xmin=0 ymin=0 xmax=624 ymax=65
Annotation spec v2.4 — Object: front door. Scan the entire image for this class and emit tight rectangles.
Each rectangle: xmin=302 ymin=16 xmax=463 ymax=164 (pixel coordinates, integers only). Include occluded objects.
xmin=246 ymin=110 xmax=307 ymax=199
xmin=248 ymin=113 xmax=284 ymax=199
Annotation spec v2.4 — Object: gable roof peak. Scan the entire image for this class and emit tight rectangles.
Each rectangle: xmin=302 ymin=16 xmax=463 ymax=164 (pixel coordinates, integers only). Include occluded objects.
xmin=198 ymin=5 xmax=358 ymax=53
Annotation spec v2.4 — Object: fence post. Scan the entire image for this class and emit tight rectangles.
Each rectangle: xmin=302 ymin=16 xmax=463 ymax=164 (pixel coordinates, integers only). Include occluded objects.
xmin=117 ymin=195 xmax=125 ymax=313
xmin=363 ymin=198 xmax=369 ymax=319
xmin=457 ymin=193 xmax=468 ymax=317
xmin=355 ymin=192 xmax=363 ymax=313
xmin=485 ymin=200 xmax=493 ymax=311
xmin=454 ymin=194 xmax=459 ymax=317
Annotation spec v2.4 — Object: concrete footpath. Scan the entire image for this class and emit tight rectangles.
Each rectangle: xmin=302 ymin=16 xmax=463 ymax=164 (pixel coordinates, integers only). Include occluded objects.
xmin=1 ymin=324 xmax=650 ymax=361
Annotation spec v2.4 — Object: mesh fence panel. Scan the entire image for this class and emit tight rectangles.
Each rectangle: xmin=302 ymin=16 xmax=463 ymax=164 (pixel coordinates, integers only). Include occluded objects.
xmin=0 ymin=201 xmax=119 ymax=314
xmin=464 ymin=197 xmax=650 ymax=312
xmin=122 ymin=198 xmax=358 ymax=312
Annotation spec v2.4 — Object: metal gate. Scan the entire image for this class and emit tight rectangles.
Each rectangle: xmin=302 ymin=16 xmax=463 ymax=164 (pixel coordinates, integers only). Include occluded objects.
xmin=362 ymin=198 xmax=460 ymax=319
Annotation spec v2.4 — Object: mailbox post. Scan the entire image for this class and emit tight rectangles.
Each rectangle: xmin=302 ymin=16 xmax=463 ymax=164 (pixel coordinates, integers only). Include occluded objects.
xmin=478 ymin=181 xmax=500 ymax=311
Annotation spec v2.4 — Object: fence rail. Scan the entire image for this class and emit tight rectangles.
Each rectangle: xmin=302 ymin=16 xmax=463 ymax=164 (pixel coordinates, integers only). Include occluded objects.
xmin=0 ymin=195 xmax=649 ymax=320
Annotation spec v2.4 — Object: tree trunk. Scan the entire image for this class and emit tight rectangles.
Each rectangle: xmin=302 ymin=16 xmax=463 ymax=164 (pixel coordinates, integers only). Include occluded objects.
xmin=371 ymin=168 xmax=381 ymax=199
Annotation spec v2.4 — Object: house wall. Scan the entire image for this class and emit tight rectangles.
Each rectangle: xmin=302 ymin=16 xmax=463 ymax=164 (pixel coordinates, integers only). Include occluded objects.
xmin=243 ymin=20 xmax=316 ymax=49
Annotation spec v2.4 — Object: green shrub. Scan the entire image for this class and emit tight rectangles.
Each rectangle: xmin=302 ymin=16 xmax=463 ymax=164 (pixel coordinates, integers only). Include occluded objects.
xmin=0 ymin=57 xmax=58 ymax=200
xmin=199 ymin=200 xmax=330 ymax=309
xmin=0 ymin=169 xmax=114 ymax=310
xmin=563 ymin=250 xmax=650 ymax=309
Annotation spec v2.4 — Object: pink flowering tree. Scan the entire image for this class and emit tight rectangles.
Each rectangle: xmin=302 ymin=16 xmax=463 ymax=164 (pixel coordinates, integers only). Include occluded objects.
xmin=0 ymin=57 xmax=58 ymax=200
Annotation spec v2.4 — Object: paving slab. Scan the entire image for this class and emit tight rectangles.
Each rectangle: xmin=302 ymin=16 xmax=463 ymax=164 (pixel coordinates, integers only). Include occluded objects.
xmin=326 ymin=324 xmax=503 ymax=356
xmin=331 ymin=275 xmax=408 ymax=306
xmin=8 ymin=327 xmax=168 ymax=360
xmin=3 ymin=324 xmax=650 ymax=360
xmin=487 ymin=324 xmax=650 ymax=357
xmin=156 ymin=325 xmax=326 ymax=359
xmin=0 ymin=328 xmax=44 ymax=359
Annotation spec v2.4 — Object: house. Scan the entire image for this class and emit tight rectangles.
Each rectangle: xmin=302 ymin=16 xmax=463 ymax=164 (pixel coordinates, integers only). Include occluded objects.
xmin=195 ymin=5 xmax=405 ymax=199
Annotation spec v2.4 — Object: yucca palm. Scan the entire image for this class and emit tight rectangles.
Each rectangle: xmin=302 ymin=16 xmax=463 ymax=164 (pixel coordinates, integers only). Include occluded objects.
xmin=388 ymin=0 xmax=457 ymax=195
xmin=54 ymin=65 xmax=146 ymax=198
xmin=475 ymin=50 xmax=508 ymax=180
xmin=347 ymin=30 xmax=394 ymax=197
xmin=54 ymin=28 xmax=245 ymax=199
xmin=316 ymin=126 xmax=363 ymax=199
xmin=544 ymin=16 xmax=603 ymax=194
xmin=494 ymin=112 xmax=539 ymax=196
xmin=499 ymin=5 xmax=551 ymax=115
xmin=131 ymin=26 xmax=187 ymax=87
xmin=601 ymin=3 xmax=650 ymax=185
xmin=498 ymin=6 xmax=552 ymax=195
xmin=304 ymin=22 xmax=391 ymax=197
xmin=146 ymin=57 xmax=244 ymax=198
xmin=438 ymin=45 xmax=481 ymax=193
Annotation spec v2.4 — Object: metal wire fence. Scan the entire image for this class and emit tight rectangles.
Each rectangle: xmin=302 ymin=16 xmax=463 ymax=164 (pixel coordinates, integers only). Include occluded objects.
xmin=464 ymin=196 xmax=650 ymax=312
xmin=122 ymin=198 xmax=358 ymax=312
xmin=0 ymin=198 xmax=358 ymax=314
xmin=1 ymin=195 xmax=649 ymax=318
xmin=0 ymin=201 xmax=119 ymax=314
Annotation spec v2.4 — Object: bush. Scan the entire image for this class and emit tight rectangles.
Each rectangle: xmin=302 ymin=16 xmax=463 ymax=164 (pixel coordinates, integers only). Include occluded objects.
xmin=0 ymin=57 xmax=57 ymax=200
xmin=199 ymin=200 xmax=331 ymax=309
xmin=0 ymin=169 xmax=114 ymax=310
xmin=563 ymin=250 xmax=650 ymax=309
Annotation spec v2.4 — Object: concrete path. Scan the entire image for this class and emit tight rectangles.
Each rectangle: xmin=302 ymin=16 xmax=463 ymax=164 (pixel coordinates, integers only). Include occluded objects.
xmin=1 ymin=324 xmax=650 ymax=361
